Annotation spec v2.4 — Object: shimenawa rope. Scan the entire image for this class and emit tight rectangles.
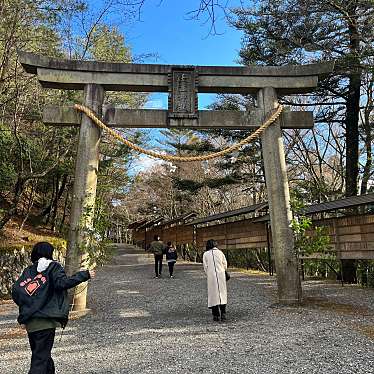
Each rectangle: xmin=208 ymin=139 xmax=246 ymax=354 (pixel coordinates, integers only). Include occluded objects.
xmin=74 ymin=103 xmax=283 ymax=162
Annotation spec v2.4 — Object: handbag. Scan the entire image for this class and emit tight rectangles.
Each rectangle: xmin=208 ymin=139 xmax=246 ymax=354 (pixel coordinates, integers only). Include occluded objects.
xmin=225 ymin=270 xmax=230 ymax=281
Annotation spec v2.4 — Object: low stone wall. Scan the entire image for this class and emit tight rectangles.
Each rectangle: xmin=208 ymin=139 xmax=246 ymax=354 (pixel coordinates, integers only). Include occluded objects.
xmin=0 ymin=246 xmax=31 ymax=298
xmin=0 ymin=244 xmax=65 ymax=299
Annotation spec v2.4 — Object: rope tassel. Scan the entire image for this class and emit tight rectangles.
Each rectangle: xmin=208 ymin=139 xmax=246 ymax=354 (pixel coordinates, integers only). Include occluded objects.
xmin=74 ymin=104 xmax=283 ymax=163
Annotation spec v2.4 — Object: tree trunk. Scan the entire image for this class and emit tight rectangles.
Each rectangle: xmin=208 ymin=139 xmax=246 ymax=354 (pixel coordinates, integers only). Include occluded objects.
xmin=345 ymin=72 xmax=361 ymax=198
xmin=45 ymin=176 xmax=57 ymax=225
xmin=50 ymin=174 xmax=68 ymax=231
xmin=342 ymin=11 xmax=361 ymax=282
xmin=0 ymin=176 xmax=25 ymax=230
xmin=360 ymin=80 xmax=373 ymax=195
xmin=360 ymin=133 xmax=372 ymax=195
xmin=59 ymin=183 xmax=71 ymax=233
xmin=19 ymin=180 xmax=37 ymax=231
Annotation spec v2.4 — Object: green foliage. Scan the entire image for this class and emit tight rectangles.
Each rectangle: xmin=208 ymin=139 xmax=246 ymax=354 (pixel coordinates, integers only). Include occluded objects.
xmin=0 ymin=123 xmax=16 ymax=191
xmin=357 ymin=261 xmax=374 ymax=288
xmin=0 ymin=237 xmax=66 ymax=257
xmin=86 ymin=237 xmax=116 ymax=267
xmin=88 ymin=25 xmax=131 ymax=62
xmin=225 ymin=247 xmax=270 ymax=272
xmin=0 ymin=2 xmax=148 ymax=234
xmin=291 ymin=216 xmax=331 ymax=258
xmin=173 ymin=175 xmax=239 ymax=192
xmin=86 ymin=24 xmax=147 ymax=108
xmin=302 ymin=258 xmax=341 ymax=280
xmin=79 ymin=222 xmax=115 ymax=268
xmin=173 ymin=140 xmax=217 ymax=153
xmin=173 ymin=179 xmax=202 ymax=192
xmin=290 ymin=194 xmax=331 ymax=258
xmin=197 ymin=94 xmax=261 ymax=186
xmin=77 ymin=200 xmax=115 ymax=268
xmin=290 ymin=192 xmax=306 ymax=213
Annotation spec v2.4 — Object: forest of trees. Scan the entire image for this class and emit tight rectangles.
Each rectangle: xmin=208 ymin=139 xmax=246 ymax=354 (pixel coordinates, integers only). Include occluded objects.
xmin=0 ymin=0 xmax=373 ymax=257
xmin=0 ymin=0 xmax=150 ymax=237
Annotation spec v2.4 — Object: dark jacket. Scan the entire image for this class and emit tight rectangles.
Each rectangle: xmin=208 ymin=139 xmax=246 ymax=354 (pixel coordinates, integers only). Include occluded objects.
xmin=166 ymin=247 xmax=178 ymax=261
xmin=149 ymin=240 xmax=165 ymax=256
xmin=12 ymin=261 xmax=90 ymax=327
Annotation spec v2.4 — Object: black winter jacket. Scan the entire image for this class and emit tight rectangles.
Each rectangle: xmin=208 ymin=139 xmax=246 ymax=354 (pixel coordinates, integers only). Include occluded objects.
xmin=165 ymin=247 xmax=178 ymax=261
xmin=12 ymin=261 xmax=90 ymax=327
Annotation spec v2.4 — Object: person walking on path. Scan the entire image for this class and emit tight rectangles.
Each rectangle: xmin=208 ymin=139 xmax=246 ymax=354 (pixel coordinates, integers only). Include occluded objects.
xmin=203 ymin=239 xmax=228 ymax=322
xmin=11 ymin=242 xmax=95 ymax=374
xmin=165 ymin=241 xmax=178 ymax=278
xmin=149 ymin=235 xmax=165 ymax=278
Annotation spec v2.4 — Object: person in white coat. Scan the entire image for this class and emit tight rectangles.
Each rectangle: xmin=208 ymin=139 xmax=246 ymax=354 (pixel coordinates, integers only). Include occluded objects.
xmin=203 ymin=239 xmax=228 ymax=321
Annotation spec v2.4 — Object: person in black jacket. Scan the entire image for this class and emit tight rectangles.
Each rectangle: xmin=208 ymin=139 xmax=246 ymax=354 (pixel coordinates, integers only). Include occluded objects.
xmin=12 ymin=242 xmax=95 ymax=374
xmin=165 ymin=241 xmax=178 ymax=278
xmin=149 ymin=235 xmax=165 ymax=278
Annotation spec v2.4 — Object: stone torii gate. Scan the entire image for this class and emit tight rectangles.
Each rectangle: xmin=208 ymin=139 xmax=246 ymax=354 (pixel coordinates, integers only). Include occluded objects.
xmin=19 ymin=51 xmax=333 ymax=310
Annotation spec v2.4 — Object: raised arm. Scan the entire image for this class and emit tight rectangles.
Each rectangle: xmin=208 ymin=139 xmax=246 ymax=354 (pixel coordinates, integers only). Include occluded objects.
xmin=52 ymin=263 xmax=91 ymax=291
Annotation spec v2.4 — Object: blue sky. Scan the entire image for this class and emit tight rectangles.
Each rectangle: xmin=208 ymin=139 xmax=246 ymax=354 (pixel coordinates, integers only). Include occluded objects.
xmin=116 ymin=0 xmax=244 ymax=109
xmin=125 ymin=1 xmax=242 ymax=65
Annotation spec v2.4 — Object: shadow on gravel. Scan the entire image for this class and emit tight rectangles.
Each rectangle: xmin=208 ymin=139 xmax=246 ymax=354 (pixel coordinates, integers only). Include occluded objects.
xmin=302 ymin=296 xmax=373 ymax=317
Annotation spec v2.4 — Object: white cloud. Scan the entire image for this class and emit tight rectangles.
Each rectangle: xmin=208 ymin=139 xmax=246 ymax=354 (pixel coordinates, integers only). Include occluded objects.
xmin=143 ymin=99 xmax=164 ymax=109
xmin=143 ymin=92 xmax=168 ymax=110
xmin=132 ymin=154 xmax=163 ymax=172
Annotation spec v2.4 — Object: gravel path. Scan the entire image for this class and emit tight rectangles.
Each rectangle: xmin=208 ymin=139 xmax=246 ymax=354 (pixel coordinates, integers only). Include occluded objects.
xmin=1 ymin=244 xmax=373 ymax=374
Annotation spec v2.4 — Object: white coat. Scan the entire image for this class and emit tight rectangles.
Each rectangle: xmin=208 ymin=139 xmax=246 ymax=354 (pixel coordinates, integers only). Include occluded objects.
xmin=203 ymin=248 xmax=227 ymax=308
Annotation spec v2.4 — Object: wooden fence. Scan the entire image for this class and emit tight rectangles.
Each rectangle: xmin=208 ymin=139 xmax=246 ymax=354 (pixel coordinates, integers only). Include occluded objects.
xmin=313 ymin=214 xmax=374 ymax=259
xmin=133 ymin=213 xmax=374 ymax=260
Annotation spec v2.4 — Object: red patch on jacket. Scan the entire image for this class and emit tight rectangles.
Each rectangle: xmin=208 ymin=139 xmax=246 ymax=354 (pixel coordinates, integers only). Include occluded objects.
xmin=25 ymin=281 xmax=40 ymax=296
xmin=20 ymin=273 xmax=48 ymax=296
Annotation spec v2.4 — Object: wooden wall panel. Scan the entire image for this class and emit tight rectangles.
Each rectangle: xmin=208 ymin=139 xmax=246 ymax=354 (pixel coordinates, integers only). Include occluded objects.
xmin=132 ymin=214 xmax=374 ymax=259
xmin=313 ymin=214 xmax=374 ymax=259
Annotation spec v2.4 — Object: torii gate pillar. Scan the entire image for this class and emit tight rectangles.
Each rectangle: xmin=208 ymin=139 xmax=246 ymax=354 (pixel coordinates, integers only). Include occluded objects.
xmin=65 ymin=84 xmax=104 ymax=311
xmin=258 ymin=87 xmax=301 ymax=304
